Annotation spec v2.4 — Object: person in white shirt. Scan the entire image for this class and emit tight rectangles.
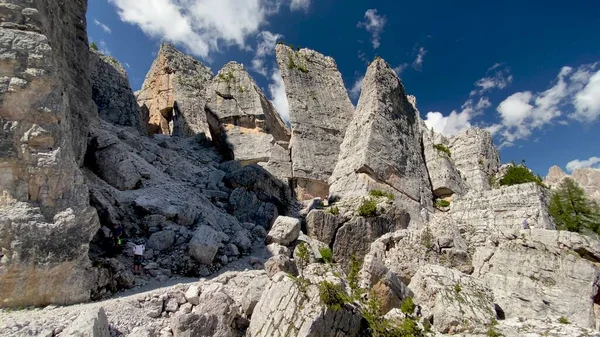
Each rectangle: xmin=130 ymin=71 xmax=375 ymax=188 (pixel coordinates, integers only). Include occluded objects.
xmin=133 ymin=243 xmax=145 ymax=274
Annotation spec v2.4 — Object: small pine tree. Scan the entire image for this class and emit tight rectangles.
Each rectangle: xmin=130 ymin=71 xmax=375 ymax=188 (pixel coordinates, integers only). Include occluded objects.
xmin=549 ymin=178 xmax=600 ymax=233
xmin=90 ymin=42 xmax=99 ymax=51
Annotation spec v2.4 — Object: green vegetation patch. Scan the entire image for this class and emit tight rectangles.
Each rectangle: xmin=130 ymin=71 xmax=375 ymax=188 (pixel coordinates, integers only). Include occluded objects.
xmin=433 ymin=143 xmax=451 ymax=157
xmin=318 ymin=280 xmax=349 ymax=311
xmin=369 ymin=190 xmax=395 ymax=200
xmin=549 ymin=177 xmax=600 ymax=234
xmin=358 ymin=198 xmax=377 ymax=217
xmin=499 ymin=163 xmax=544 ymax=187
xmin=319 ymin=247 xmax=333 ymax=264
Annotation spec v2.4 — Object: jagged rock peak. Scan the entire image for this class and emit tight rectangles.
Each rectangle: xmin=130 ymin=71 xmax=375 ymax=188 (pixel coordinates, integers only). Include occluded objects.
xmin=274 ymin=44 xmax=354 ymax=199
xmin=90 ymin=49 xmax=146 ymax=134
xmin=545 ymin=165 xmax=600 ymax=202
xmin=205 ymin=62 xmax=290 ymax=166
xmin=545 ymin=165 xmax=567 ymax=187
xmin=329 ymin=57 xmax=432 ymax=222
xmin=136 ymin=43 xmax=213 ymax=137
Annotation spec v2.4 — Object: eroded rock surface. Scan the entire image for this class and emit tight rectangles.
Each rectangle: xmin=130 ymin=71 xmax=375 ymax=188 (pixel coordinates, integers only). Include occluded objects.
xmin=0 ymin=0 xmax=101 ymax=307
xmin=136 ymin=43 xmax=213 ymax=136
xmin=329 ymin=58 xmax=432 ymax=221
xmin=422 ymin=128 xmax=466 ymax=198
xmin=205 ymin=62 xmax=290 ymax=172
xmin=275 ymin=45 xmax=354 ymax=199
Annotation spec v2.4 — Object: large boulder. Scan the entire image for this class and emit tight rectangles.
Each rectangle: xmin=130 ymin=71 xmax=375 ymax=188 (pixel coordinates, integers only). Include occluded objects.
xmin=188 ymin=226 xmax=221 ymax=264
xmin=205 ymin=62 xmax=291 ymax=170
xmin=306 ymin=210 xmax=348 ymax=247
xmin=447 ymin=128 xmax=500 ymax=192
xmin=248 ymin=265 xmax=363 ymax=337
xmin=90 ymin=49 xmax=145 ymax=133
xmin=147 ymin=230 xmax=176 ymax=252
xmin=0 ymin=0 xmax=102 ymax=307
xmin=408 ymin=264 xmax=497 ymax=334
xmin=266 ymin=216 xmax=301 ymax=246
xmin=450 ymin=183 xmax=555 ymax=247
xmin=274 ymin=45 xmax=354 ymax=200
xmin=472 ymin=229 xmax=600 ymax=329
xmin=329 ymin=58 xmax=433 ymax=222
xmin=61 ymin=307 xmax=110 ymax=337
xmin=422 ymin=127 xmax=467 ymax=198
xmin=136 ymin=43 xmax=213 ymax=136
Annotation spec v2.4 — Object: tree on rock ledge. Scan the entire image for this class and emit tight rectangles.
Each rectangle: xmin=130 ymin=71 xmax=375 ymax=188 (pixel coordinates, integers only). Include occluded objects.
xmin=549 ymin=178 xmax=600 ymax=233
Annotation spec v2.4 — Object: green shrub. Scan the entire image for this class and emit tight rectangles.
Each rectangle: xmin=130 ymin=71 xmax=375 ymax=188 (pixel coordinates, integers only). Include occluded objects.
xmin=287 ymin=274 xmax=311 ymax=294
xmin=369 ymin=190 xmax=395 ymax=200
xmin=433 ymin=144 xmax=451 ymax=157
xmin=319 ymin=247 xmax=333 ymax=264
xmin=558 ymin=316 xmax=570 ymax=324
xmin=358 ymin=198 xmax=377 ymax=217
xmin=499 ymin=163 xmax=544 ymax=187
xmin=435 ymin=199 xmax=450 ymax=208
xmin=318 ymin=281 xmax=348 ymax=311
xmin=348 ymin=254 xmax=362 ymax=297
xmin=397 ymin=318 xmax=423 ymax=337
xmin=327 ymin=206 xmax=340 ymax=215
xmin=296 ymin=242 xmax=310 ymax=275
xmin=454 ymin=283 xmax=462 ymax=293
xmin=90 ymin=42 xmax=99 ymax=51
xmin=487 ymin=326 xmax=503 ymax=337
xmin=400 ymin=296 xmax=415 ymax=315
xmin=488 ymin=174 xmax=498 ymax=188
xmin=218 ymin=70 xmax=235 ymax=82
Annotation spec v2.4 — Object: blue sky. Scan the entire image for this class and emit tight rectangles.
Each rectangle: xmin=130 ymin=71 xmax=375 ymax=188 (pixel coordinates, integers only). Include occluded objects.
xmin=87 ymin=0 xmax=600 ymax=176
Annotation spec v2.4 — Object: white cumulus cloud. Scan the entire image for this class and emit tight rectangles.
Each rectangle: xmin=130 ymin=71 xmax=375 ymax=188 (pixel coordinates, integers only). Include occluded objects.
xmin=348 ymin=75 xmax=364 ymax=101
xmin=290 ymin=0 xmax=311 ymax=11
xmin=357 ymin=9 xmax=386 ymax=49
xmin=94 ymin=19 xmax=112 ymax=34
xmin=566 ymin=156 xmax=600 ymax=172
xmin=269 ymin=68 xmax=290 ymax=123
xmin=494 ymin=63 xmax=599 ymax=147
xmin=472 ymin=64 xmax=512 ymax=95
xmin=108 ymin=0 xmax=307 ymax=60
xmin=252 ymin=31 xmax=282 ymax=76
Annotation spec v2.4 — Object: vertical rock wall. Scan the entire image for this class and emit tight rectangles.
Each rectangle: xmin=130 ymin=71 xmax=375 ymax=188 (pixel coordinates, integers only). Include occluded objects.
xmin=0 ymin=0 xmax=100 ymax=307
xmin=329 ymin=58 xmax=432 ymax=221
xmin=136 ymin=43 xmax=213 ymax=137
xmin=275 ymin=45 xmax=354 ymax=199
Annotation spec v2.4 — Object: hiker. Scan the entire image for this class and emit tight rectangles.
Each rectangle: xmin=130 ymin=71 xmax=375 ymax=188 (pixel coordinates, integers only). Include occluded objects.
xmin=112 ymin=223 xmax=123 ymax=252
xmin=132 ymin=242 xmax=145 ymax=275
xmin=522 ymin=218 xmax=529 ymax=230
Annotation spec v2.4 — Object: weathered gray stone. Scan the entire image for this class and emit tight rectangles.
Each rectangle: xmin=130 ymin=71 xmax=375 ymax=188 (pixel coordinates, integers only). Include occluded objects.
xmin=228 ymin=187 xmax=278 ymax=229
xmin=264 ymin=254 xmax=298 ymax=278
xmin=205 ymin=62 xmax=290 ymax=167
xmin=371 ymin=270 xmax=412 ymax=314
xmin=189 ymin=226 xmax=221 ymax=264
xmin=275 ymin=45 xmax=354 ymax=200
xmin=472 ymin=229 xmax=600 ymax=329
xmin=61 ymin=307 xmax=110 ymax=337
xmin=248 ymin=266 xmax=363 ymax=337
xmin=148 ymin=230 xmax=176 ymax=252
xmin=448 ymin=128 xmax=500 ymax=191
xmin=265 ymin=243 xmax=291 ymax=257
xmin=329 ymin=58 xmax=433 ymax=222
xmin=265 ymin=216 xmax=301 ymax=246
xmin=0 ymin=0 xmax=102 ymax=307
xmin=184 ymin=284 xmax=200 ymax=306
xmin=450 ymin=183 xmax=555 ymax=247
xmin=408 ymin=264 xmax=496 ymax=333
xmin=137 ymin=43 xmax=213 ymax=137
xmin=90 ymin=49 xmax=145 ymax=133
xmin=127 ymin=327 xmax=153 ymax=337
xmin=146 ymin=297 xmax=164 ymax=318
xmin=422 ymin=127 xmax=467 ymax=197
xmin=305 ymin=210 xmax=347 ymax=247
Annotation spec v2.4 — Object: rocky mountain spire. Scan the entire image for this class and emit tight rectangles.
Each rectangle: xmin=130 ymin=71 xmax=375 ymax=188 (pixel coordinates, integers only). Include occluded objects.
xmin=136 ymin=43 xmax=213 ymax=137
xmin=328 ymin=57 xmax=432 ymax=221
xmin=205 ymin=62 xmax=291 ymax=179
xmin=274 ymin=44 xmax=355 ymax=199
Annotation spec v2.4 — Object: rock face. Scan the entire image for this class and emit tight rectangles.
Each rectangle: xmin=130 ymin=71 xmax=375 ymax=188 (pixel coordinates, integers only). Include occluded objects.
xmin=329 ymin=58 xmax=432 ymax=222
xmin=265 ymin=216 xmax=301 ymax=246
xmin=136 ymin=43 xmax=213 ymax=136
xmin=0 ymin=0 xmax=102 ymax=307
xmin=248 ymin=266 xmax=363 ymax=337
xmin=448 ymin=128 xmax=500 ymax=191
xmin=61 ymin=307 xmax=110 ymax=337
xmin=408 ymin=264 xmax=496 ymax=333
xmin=90 ymin=49 xmax=145 ymax=133
xmin=545 ymin=165 xmax=600 ymax=202
xmin=275 ymin=45 xmax=354 ymax=199
xmin=451 ymin=183 xmax=555 ymax=247
xmin=472 ymin=229 xmax=600 ymax=329
xmin=422 ymin=128 xmax=467 ymax=198
xmin=205 ymin=62 xmax=291 ymax=172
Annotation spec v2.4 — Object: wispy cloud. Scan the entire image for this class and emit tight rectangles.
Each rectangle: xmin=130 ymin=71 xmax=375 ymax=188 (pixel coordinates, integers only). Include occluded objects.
xmin=566 ymin=156 xmax=600 ymax=172
xmin=269 ymin=68 xmax=290 ymax=123
xmin=290 ymin=0 xmax=311 ymax=12
xmin=94 ymin=19 xmax=112 ymax=34
xmin=471 ymin=63 xmax=513 ymax=96
xmin=348 ymin=75 xmax=364 ymax=101
xmin=251 ymin=31 xmax=282 ymax=76
xmin=412 ymin=47 xmax=427 ymax=70
xmin=357 ymin=9 xmax=386 ymax=49
xmin=393 ymin=63 xmax=408 ymax=76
